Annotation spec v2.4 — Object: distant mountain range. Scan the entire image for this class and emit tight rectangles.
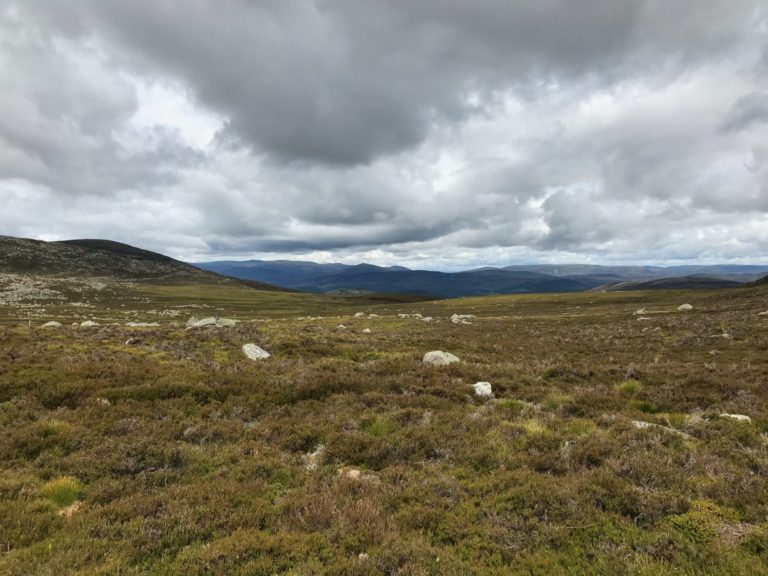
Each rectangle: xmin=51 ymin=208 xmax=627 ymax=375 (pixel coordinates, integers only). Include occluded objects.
xmin=195 ymin=259 xmax=768 ymax=298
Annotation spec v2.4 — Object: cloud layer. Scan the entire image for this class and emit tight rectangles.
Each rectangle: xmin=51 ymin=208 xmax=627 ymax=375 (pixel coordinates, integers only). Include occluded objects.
xmin=0 ymin=1 xmax=766 ymax=268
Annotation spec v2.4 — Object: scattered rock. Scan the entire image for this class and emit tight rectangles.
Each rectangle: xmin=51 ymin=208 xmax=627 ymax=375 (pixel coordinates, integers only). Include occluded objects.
xmin=337 ymin=324 xmax=347 ymax=330
xmin=451 ymin=313 xmax=476 ymax=324
xmin=354 ymin=312 xmax=366 ymax=318
xmin=124 ymin=338 xmax=141 ymax=346
xmin=242 ymin=343 xmax=271 ymax=361
xmin=677 ymin=304 xmax=693 ymax=312
xmin=358 ymin=553 xmax=370 ymax=563
xmin=125 ymin=322 xmax=160 ymax=327
xmin=421 ymin=316 xmax=433 ymax=323
xmin=633 ymin=309 xmax=647 ymax=315
xmin=340 ymin=468 xmax=362 ymax=480
xmin=719 ymin=413 xmax=751 ymax=423
xmin=632 ymin=420 xmax=691 ymax=438
xmin=423 ymin=350 xmax=460 ymax=366
xmin=758 ymin=311 xmax=768 ymax=316
xmin=94 ymin=397 xmax=111 ymax=407
xmin=80 ymin=321 xmax=100 ymax=328
xmin=57 ymin=501 xmax=82 ymax=518
xmin=368 ymin=314 xmax=379 ymax=318
xmin=636 ymin=316 xmax=652 ymax=321
xmin=186 ymin=316 xmax=239 ymax=328
xmin=362 ymin=328 xmax=372 ymax=334
xmin=303 ymin=444 xmax=325 ymax=470
xmin=186 ymin=316 xmax=217 ymax=328
xmin=41 ymin=321 xmax=62 ymax=328
xmin=473 ymin=382 xmax=493 ymax=398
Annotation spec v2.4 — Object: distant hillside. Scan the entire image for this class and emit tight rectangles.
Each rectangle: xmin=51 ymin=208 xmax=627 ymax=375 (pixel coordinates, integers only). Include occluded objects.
xmin=196 ymin=259 xmax=768 ymax=298
xmin=196 ymin=260 xmax=606 ymax=298
xmin=0 ymin=236 xmax=282 ymax=289
xmin=593 ymin=275 xmax=744 ymax=292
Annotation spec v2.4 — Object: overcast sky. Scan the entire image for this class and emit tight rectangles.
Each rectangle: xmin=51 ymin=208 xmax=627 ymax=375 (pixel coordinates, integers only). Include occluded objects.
xmin=1 ymin=1 xmax=767 ymax=270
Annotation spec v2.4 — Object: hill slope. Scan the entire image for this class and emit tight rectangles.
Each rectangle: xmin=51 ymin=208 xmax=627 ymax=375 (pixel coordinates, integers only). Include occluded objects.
xmin=0 ymin=236 xmax=277 ymax=289
xmin=594 ymin=275 xmax=744 ymax=292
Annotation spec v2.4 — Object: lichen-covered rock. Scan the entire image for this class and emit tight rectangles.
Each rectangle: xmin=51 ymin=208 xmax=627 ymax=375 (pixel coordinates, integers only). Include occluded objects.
xmin=80 ymin=320 xmax=100 ymax=328
xmin=473 ymin=382 xmax=493 ymax=398
xmin=423 ymin=350 xmax=460 ymax=366
xmin=242 ymin=343 xmax=270 ymax=360
xmin=719 ymin=413 xmax=751 ymax=423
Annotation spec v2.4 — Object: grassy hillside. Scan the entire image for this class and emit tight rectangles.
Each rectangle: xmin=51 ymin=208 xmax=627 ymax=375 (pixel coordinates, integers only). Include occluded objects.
xmin=1 ymin=282 xmax=767 ymax=574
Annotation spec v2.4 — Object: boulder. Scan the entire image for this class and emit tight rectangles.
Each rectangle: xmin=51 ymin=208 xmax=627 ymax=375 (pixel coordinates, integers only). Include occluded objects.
xmin=125 ymin=322 xmax=160 ymax=327
xmin=719 ymin=413 xmax=751 ymax=423
xmin=242 ymin=343 xmax=271 ymax=360
xmin=186 ymin=316 xmax=217 ymax=328
xmin=473 ymin=382 xmax=493 ymax=398
xmin=80 ymin=320 xmax=100 ymax=328
xmin=423 ymin=350 xmax=460 ymax=366
xmin=451 ymin=313 xmax=476 ymax=324
xmin=633 ymin=309 xmax=647 ymax=315
xmin=337 ymin=324 xmax=347 ymax=330
xmin=421 ymin=316 xmax=433 ymax=323
xmin=677 ymin=304 xmax=693 ymax=312
xmin=758 ymin=311 xmax=768 ymax=316
xmin=362 ymin=328 xmax=372 ymax=334
xmin=368 ymin=314 xmax=379 ymax=318
xmin=124 ymin=338 xmax=141 ymax=346
xmin=41 ymin=321 xmax=62 ymax=328
xmin=354 ymin=312 xmax=366 ymax=318
xmin=215 ymin=318 xmax=240 ymax=328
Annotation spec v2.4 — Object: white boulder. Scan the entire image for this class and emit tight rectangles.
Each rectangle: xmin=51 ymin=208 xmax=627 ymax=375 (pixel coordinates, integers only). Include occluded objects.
xmin=473 ymin=382 xmax=493 ymax=398
xmin=423 ymin=350 xmax=460 ymax=366
xmin=354 ymin=312 xmax=366 ymax=318
xmin=125 ymin=322 xmax=160 ymax=327
xmin=41 ymin=321 xmax=62 ymax=328
xmin=362 ymin=328 xmax=372 ymax=334
xmin=80 ymin=320 xmax=100 ymax=328
xmin=215 ymin=318 xmax=240 ymax=328
xmin=242 ymin=343 xmax=271 ymax=360
xmin=719 ymin=413 xmax=751 ymax=423
xmin=677 ymin=304 xmax=693 ymax=312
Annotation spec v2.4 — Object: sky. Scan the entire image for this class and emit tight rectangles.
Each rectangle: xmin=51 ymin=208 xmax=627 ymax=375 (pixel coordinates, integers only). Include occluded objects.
xmin=0 ymin=1 xmax=767 ymax=271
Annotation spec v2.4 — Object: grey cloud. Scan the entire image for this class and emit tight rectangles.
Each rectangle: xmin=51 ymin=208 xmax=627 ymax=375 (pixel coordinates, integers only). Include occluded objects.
xmin=720 ymin=93 xmax=768 ymax=132
xmin=22 ymin=0 xmax=763 ymax=165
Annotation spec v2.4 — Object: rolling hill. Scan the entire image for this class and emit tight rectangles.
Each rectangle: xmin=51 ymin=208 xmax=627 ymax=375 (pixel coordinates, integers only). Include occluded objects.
xmin=195 ymin=259 xmax=768 ymax=298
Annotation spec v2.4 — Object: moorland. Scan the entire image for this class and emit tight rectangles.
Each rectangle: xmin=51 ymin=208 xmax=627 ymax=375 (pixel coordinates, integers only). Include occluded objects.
xmin=0 ymin=237 xmax=767 ymax=575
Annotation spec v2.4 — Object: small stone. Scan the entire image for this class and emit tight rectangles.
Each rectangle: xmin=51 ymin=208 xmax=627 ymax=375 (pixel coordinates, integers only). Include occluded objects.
xmin=242 ymin=343 xmax=271 ymax=360
xmin=758 ymin=311 xmax=768 ymax=316
xmin=358 ymin=553 xmax=370 ymax=563
xmin=80 ymin=320 xmax=100 ymax=328
xmin=41 ymin=321 xmax=63 ymax=328
xmin=368 ymin=314 xmax=379 ymax=318
xmin=719 ymin=413 xmax=751 ymax=423
xmin=423 ymin=350 xmax=460 ymax=366
xmin=421 ymin=316 xmax=433 ymax=322
xmin=124 ymin=338 xmax=141 ymax=346
xmin=354 ymin=312 xmax=366 ymax=318
xmin=337 ymin=324 xmax=347 ymax=329
xmin=125 ymin=322 xmax=160 ymax=327
xmin=473 ymin=382 xmax=493 ymax=398
xmin=362 ymin=328 xmax=372 ymax=334
xmin=303 ymin=444 xmax=325 ymax=470
xmin=677 ymin=304 xmax=693 ymax=312
xmin=633 ymin=309 xmax=647 ymax=315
